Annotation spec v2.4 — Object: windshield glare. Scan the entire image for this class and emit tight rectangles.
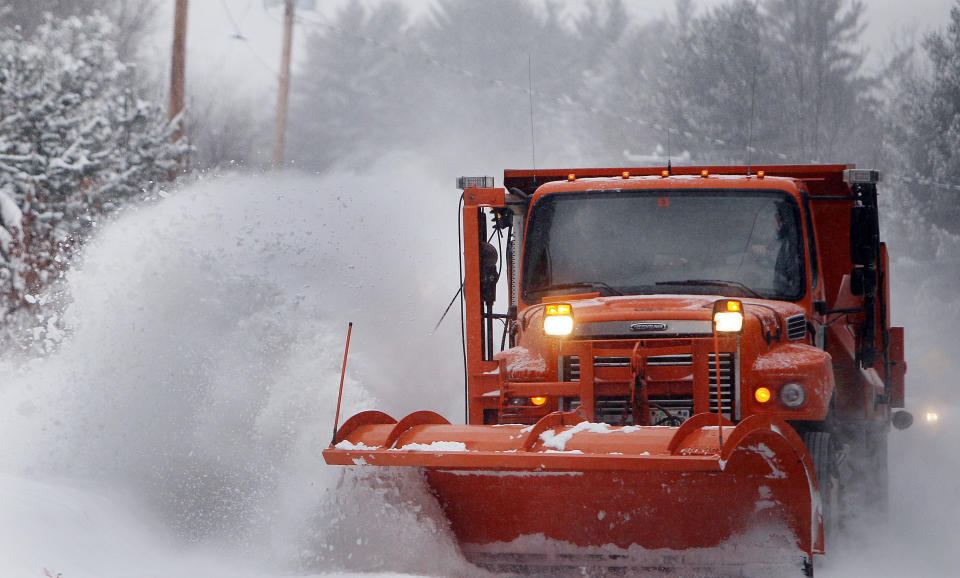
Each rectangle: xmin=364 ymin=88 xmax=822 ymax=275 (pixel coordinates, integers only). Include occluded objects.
xmin=522 ymin=189 xmax=805 ymax=301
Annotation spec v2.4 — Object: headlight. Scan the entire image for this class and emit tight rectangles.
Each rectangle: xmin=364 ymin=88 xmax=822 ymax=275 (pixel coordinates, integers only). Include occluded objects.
xmin=780 ymin=382 xmax=806 ymax=408
xmin=713 ymin=299 xmax=744 ymax=333
xmin=543 ymin=303 xmax=574 ymax=336
xmin=506 ymin=397 xmax=547 ymax=407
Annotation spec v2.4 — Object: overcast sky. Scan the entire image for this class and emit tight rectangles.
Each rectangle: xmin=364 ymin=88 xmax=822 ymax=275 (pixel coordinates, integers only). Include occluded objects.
xmin=160 ymin=0 xmax=956 ymax=111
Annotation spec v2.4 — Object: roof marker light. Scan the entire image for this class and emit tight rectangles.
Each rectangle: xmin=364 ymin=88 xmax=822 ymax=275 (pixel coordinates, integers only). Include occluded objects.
xmin=622 ymin=171 xmax=630 ymax=179
xmin=757 ymin=170 xmax=765 ymax=179
xmin=530 ymin=396 xmax=547 ymax=406
xmin=701 ymin=170 xmax=709 ymax=178
xmin=661 ymin=170 xmax=669 ymax=178
xmin=842 ymin=169 xmax=881 ymax=184
xmin=456 ymin=176 xmax=495 ymax=189
xmin=567 ymin=174 xmax=576 ymax=182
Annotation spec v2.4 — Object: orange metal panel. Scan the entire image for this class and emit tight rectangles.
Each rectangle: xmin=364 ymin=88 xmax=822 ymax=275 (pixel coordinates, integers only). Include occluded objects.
xmin=323 ymin=410 xmax=820 ymax=558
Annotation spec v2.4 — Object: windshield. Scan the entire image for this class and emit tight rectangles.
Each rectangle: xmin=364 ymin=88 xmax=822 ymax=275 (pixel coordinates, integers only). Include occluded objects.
xmin=522 ymin=189 xmax=805 ymax=301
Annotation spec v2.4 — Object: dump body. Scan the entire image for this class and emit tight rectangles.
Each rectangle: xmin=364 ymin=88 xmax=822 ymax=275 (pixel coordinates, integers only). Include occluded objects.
xmin=325 ymin=165 xmax=905 ymax=574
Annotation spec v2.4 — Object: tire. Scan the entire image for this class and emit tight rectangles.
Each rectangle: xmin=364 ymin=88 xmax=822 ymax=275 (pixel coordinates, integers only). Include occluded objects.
xmin=834 ymin=421 xmax=889 ymax=526
xmin=802 ymin=430 xmax=838 ymax=549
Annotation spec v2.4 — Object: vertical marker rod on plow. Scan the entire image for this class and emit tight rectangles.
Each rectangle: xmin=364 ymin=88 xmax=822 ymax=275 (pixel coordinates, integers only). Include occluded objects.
xmin=332 ymin=322 xmax=354 ymax=445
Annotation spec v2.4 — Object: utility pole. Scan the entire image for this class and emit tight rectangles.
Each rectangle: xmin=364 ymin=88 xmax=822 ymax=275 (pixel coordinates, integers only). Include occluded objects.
xmin=170 ymin=0 xmax=188 ymax=143
xmin=273 ymin=0 xmax=295 ymax=169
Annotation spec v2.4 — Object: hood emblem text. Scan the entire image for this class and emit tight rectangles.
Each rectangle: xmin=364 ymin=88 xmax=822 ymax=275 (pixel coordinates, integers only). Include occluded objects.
xmin=630 ymin=322 xmax=668 ymax=332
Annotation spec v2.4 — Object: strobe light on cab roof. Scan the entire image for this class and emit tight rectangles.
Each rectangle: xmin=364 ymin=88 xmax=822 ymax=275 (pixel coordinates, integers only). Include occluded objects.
xmin=712 ymin=299 xmax=744 ymax=333
xmin=543 ymin=303 xmax=574 ymax=336
xmin=842 ymin=169 xmax=881 ymax=184
xmin=456 ymin=176 xmax=495 ymax=189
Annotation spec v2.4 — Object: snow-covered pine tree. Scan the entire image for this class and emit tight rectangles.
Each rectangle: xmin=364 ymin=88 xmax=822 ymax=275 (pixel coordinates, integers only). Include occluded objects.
xmin=888 ymin=2 xmax=960 ymax=235
xmin=0 ymin=13 xmax=188 ymax=354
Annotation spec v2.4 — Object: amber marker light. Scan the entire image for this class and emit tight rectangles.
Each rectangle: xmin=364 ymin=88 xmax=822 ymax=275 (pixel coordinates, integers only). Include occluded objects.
xmin=543 ymin=303 xmax=574 ymax=336
xmin=755 ymin=387 xmax=772 ymax=403
xmin=712 ymin=299 xmax=744 ymax=333
xmin=567 ymin=174 xmax=576 ymax=181
xmin=701 ymin=169 xmax=709 ymax=178
xmin=530 ymin=396 xmax=547 ymax=406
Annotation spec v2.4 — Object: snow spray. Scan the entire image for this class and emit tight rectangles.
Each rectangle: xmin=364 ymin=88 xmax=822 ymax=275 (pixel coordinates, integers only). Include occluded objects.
xmin=0 ymin=163 xmax=474 ymax=575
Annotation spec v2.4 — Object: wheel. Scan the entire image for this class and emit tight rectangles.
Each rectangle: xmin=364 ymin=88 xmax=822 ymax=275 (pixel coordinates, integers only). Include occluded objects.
xmin=802 ymin=555 xmax=814 ymax=577
xmin=802 ymin=430 xmax=839 ymax=548
xmin=834 ymin=421 xmax=889 ymax=526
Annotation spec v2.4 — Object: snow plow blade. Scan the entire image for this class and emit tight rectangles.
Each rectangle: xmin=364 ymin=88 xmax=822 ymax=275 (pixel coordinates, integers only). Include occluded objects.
xmin=324 ymin=410 xmax=822 ymax=573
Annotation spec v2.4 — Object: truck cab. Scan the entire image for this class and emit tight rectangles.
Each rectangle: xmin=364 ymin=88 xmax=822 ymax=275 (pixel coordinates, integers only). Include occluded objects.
xmin=460 ymin=166 xmax=905 ymax=442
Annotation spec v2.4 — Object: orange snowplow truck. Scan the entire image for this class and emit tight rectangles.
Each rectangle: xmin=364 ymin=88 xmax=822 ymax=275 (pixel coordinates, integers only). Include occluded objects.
xmin=324 ymin=165 xmax=910 ymax=575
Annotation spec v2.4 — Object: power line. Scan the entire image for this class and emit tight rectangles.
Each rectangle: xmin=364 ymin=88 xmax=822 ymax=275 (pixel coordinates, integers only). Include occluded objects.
xmin=217 ymin=0 xmax=246 ymax=38
xmin=217 ymin=0 xmax=280 ymax=77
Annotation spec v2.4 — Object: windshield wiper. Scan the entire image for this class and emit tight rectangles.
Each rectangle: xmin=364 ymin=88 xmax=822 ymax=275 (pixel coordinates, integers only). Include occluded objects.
xmin=545 ymin=281 xmax=623 ymax=296
xmin=655 ymin=279 xmax=762 ymax=298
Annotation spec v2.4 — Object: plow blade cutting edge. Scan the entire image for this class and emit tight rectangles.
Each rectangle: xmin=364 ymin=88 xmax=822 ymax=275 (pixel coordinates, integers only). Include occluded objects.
xmin=324 ymin=410 xmax=823 ymax=572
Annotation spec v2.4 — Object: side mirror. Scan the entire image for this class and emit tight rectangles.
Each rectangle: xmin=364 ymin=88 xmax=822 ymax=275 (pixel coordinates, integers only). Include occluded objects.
xmin=892 ymin=410 xmax=913 ymax=430
xmin=850 ymin=266 xmax=876 ymax=297
xmin=479 ymin=241 xmax=499 ymax=306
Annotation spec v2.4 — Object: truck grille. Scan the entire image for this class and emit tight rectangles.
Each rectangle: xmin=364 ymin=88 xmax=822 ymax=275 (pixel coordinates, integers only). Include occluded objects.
xmin=708 ymin=352 xmax=735 ymax=418
xmin=786 ymin=314 xmax=807 ymax=341
xmin=561 ymin=396 xmax=631 ymax=424
xmin=559 ymin=352 xmax=737 ymax=423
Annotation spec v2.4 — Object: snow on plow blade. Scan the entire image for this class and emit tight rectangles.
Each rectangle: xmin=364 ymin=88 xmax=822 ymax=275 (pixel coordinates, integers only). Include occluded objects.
xmin=324 ymin=410 xmax=822 ymax=573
